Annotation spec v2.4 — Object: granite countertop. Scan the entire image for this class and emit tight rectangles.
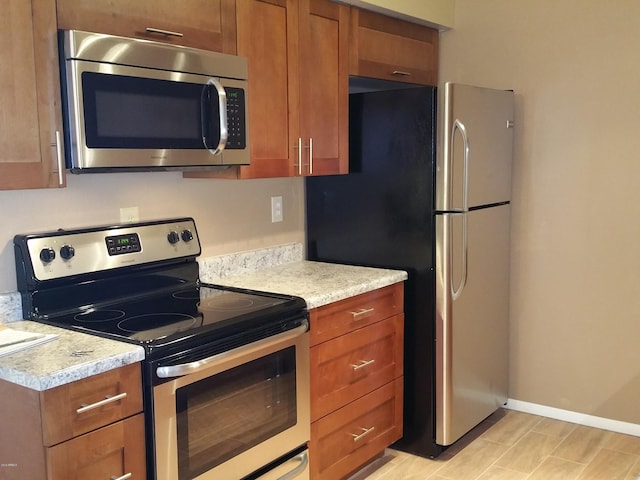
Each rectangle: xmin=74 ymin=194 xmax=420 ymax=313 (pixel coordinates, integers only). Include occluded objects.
xmin=202 ymin=260 xmax=408 ymax=309
xmin=0 ymin=246 xmax=406 ymax=391
xmin=0 ymin=321 xmax=144 ymax=391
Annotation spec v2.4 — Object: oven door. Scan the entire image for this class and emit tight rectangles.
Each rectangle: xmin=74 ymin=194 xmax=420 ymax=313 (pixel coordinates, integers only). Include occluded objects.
xmin=63 ymin=59 xmax=249 ymax=171
xmin=153 ymin=323 xmax=310 ymax=480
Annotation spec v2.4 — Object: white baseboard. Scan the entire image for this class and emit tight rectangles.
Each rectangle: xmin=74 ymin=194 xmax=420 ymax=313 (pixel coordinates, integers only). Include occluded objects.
xmin=505 ymin=398 xmax=640 ymax=437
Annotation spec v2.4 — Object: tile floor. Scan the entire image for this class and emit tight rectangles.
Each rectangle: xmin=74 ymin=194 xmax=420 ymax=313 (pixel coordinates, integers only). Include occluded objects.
xmin=352 ymin=409 xmax=640 ymax=480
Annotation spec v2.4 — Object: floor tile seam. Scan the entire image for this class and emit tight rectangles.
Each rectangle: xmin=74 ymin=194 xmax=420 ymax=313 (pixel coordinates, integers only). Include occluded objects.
xmin=467 ymin=437 xmax=522 ymax=480
xmin=592 ymin=447 xmax=640 ymax=468
xmin=602 ymin=445 xmax=640 ymax=458
xmin=530 ymin=422 xmax=579 ymax=442
xmin=575 ymin=455 xmax=638 ymax=480
xmin=543 ymin=453 xmax=590 ymax=467
xmin=527 ymin=454 xmax=587 ymax=479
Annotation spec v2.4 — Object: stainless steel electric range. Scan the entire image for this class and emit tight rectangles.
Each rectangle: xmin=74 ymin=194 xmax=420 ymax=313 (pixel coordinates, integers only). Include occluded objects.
xmin=14 ymin=218 xmax=311 ymax=480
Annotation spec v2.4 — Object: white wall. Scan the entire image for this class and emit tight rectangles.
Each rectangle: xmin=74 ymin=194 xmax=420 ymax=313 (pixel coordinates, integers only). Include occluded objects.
xmin=439 ymin=0 xmax=640 ymax=423
xmin=0 ymin=173 xmax=304 ymax=293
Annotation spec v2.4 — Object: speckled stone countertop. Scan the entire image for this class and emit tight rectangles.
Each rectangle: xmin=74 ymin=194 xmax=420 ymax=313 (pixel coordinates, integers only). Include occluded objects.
xmin=0 ymin=243 xmax=405 ymax=390
xmin=201 ymin=260 xmax=408 ymax=309
xmin=0 ymin=321 xmax=144 ymax=391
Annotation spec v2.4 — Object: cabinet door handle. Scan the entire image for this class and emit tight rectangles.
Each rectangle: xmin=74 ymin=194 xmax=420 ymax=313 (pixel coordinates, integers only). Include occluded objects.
xmin=145 ymin=27 xmax=184 ymax=38
xmin=351 ymin=359 xmax=376 ymax=371
xmin=350 ymin=307 xmax=374 ymax=319
xmin=351 ymin=426 xmax=375 ymax=442
xmin=392 ymin=70 xmax=412 ymax=77
xmin=76 ymin=392 xmax=127 ymax=414
xmin=55 ymin=130 xmax=64 ymax=186
xmin=305 ymin=137 xmax=313 ymax=175
xmin=110 ymin=473 xmax=132 ymax=480
xmin=293 ymin=137 xmax=303 ymax=175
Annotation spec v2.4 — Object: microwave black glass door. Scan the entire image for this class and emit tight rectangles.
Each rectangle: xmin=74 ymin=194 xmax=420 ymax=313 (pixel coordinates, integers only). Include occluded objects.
xmin=175 ymin=347 xmax=298 ymax=480
xmin=81 ymin=72 xmax=219 ymax=149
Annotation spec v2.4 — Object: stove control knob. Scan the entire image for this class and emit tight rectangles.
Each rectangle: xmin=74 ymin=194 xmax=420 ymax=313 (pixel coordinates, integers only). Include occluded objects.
xmin=39 ymin=247 xmax=56 ymax=263
xmin=60 ymin=244 xmax=75 ymax=260
xmin=181 ymin=229 xmax=194 ymax=242
xmin=167 ymin=231 xmax=180 ymax=245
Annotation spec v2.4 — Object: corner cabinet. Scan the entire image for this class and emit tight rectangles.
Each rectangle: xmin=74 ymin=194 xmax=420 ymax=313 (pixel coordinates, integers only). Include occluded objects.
xmin=56 ymin=0 xmax=237 ymax=53
xmin=0 ymin=363 xmax=145 ymax=480
xmin=0 ymin=0 xmax=65 ymax=190
xmin=185 ymin=0 xmax=349 ymax=180
xmin=349 ymin=8 xmax=439 ymax=86
xmin=309 ymin=283 xmax=404 ymax=479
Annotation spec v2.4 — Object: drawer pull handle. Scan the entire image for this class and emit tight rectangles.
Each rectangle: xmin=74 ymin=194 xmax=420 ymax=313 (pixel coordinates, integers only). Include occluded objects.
xmin=350 ymin=308 xmax=374 ymax=319
xmin=392 ymin=70 xmax=412 ymax=77
xmin=77 ymin=392 xmax=128 ymax=414
xmin=111 ymin=473 xmax=132 ymax=480
xmin=351 ymin=426 xmax=376 ymax=442
xmin=145 ymin=27 xmax=184 ymax=38
xmin=351 ymin=359 xmax=376 ymax=371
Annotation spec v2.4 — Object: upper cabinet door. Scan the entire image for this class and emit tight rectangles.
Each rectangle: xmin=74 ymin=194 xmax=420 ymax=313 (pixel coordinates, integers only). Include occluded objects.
xmin=232 ymin=0 xmax=298 ymax=179
xmin=0 ymin=0 xmax=65 ymax=190
xmin=56 ymin=0 xmax=237 ymax=53
xmin=298 ymin=0 xmax=349 ymax=176
xmin=349 ymin=8 xmax=438 ymax=86
xmin=185 ymin=0 xmax=348 ymax=180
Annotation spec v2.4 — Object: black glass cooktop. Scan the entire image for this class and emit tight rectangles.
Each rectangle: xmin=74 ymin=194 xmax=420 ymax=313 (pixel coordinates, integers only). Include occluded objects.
xmin=39 ymin=283 xmax=307 ymax=357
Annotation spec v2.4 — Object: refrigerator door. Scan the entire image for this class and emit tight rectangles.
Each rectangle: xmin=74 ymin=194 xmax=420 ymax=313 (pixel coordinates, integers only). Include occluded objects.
xmin=435 ymin=204 xmax=510 ymax=445
xmin=436 ymin=83 xmax=514 ymax=211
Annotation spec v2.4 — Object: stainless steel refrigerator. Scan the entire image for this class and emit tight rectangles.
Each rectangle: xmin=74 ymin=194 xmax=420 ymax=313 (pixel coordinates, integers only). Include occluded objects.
xmin=305 ymin=82 xmax=514 ymax=457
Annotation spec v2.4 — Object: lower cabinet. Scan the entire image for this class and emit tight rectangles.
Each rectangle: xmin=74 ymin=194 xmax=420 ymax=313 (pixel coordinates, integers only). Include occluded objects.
xmin=310 ymin=379 xmax=403 ymax=479
xmin=0 ymin=362 xmax=145 ymax=480
xmin=46 ymin=413 xmax=146 ymax=480
xmin=309 ymin=283 xmax=404 ymax=479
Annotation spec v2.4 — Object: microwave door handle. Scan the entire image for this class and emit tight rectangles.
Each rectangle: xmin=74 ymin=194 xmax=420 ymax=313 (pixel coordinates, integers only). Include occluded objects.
xmin=201 ymin=78 xmax=228 ymax=155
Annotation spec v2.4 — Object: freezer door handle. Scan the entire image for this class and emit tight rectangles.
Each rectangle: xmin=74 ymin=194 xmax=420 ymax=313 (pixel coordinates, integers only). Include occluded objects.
xmin=451 ymin=118 xmax=470 ymax=212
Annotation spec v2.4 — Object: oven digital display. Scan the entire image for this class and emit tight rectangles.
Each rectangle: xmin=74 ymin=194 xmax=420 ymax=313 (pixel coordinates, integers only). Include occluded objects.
xmin=105 ymin=233 xmax=141 ymax=255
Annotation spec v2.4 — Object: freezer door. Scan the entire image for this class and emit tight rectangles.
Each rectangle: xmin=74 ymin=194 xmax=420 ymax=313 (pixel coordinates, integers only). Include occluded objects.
xmin=436 ymin=83 xmax=514 ymax=211
xmin=435 ymin=204 xmax=510 ymax=446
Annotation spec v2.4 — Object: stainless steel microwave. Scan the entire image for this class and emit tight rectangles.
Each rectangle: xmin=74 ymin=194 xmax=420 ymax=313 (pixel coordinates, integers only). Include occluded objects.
xmin=59 ymin=30 xmax=250 ymax=173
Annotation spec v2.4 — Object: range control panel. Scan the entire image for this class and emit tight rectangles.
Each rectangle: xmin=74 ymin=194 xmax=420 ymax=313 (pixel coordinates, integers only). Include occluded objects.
xmin=14 ymin=218 xmax=201 ymax=282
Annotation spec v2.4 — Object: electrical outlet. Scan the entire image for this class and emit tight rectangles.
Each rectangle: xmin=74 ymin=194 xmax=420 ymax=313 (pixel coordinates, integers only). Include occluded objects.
xmin=271 ymin=196 xmax=283 ymax=222
xmin=120 ymin=206 xmax=139 ymax=223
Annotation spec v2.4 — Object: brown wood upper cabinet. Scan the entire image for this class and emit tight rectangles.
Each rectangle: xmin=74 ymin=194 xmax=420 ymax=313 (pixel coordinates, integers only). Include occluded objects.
xmin=186 ymin=0 xmax=349 ymax=179
xmin=56 ymin=0 xmax=237 ymax=53
xmin=0 ymin=0 xmax=65 ymax=190
xmin=349 ymin=8 xmax=439 ymax=86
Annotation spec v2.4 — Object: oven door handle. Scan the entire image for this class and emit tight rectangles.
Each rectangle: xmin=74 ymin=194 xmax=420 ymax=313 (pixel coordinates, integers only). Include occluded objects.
xmin=254 ymin=450 xmax=309 ymax=480
xmin=156 ymin=320 xmax=309 ymax=378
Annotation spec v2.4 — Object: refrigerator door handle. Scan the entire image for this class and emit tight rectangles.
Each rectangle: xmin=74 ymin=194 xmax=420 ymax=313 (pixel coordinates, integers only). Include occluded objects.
xmin=449 ymin=211 xmax=468 ymax=300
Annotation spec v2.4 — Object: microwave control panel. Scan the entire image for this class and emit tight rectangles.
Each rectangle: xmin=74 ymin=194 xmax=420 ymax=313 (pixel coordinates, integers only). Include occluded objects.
xmin=225 ymin=87 xmax=246 ymax=150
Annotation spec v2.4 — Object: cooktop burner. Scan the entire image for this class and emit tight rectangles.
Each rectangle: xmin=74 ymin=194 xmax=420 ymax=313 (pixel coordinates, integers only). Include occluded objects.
xmin=42 ymin=284 xmax=296 ymax=349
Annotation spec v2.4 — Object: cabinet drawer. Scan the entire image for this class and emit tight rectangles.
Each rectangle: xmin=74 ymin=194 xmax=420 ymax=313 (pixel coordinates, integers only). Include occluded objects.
xmin=310 ymin=378 xmax=403 ymax=480
xmin=349 ymin=8 xmax=438 ymax=85
xmin=41 ymin=363 xmax=143 ymax=446
xmin=311 ymin=314 xmax=403 ymax=421
xmin=310 ymin=283 xmax=403 ymax=346
xmin=46 ymin=412 xmax=146 ymax=480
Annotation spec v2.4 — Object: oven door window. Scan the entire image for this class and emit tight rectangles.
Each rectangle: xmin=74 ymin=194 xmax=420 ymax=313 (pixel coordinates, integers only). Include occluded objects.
xmin=175 ymin=346 xmax=298 ymax=480
xmin=81 ymin=72 xmax=220 ymax=149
